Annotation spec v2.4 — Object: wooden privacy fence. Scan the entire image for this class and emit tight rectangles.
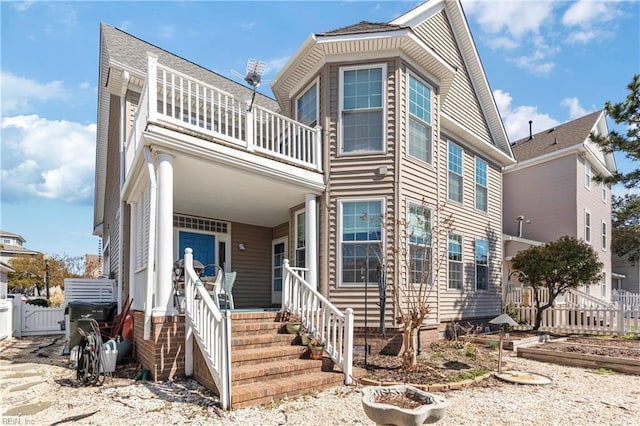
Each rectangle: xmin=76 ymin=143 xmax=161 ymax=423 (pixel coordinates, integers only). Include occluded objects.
xmin=510 ymin=304 xmax=640 ymax=336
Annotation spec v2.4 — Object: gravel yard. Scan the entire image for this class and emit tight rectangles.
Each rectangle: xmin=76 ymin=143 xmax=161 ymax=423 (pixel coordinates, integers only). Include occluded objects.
xmin=1 ymin=335 xmax=639 ymax=425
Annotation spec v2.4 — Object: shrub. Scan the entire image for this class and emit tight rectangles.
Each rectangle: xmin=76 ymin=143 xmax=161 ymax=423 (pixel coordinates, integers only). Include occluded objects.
xmin=26 ymin=298 xmax=51 ymax=307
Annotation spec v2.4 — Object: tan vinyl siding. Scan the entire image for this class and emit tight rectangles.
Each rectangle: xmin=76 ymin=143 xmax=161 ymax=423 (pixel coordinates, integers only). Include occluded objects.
xmin=434 ymin=133 xmax=503 ymax=321
xmin=324 ymin=60 xmax=398 ymax=326
xmin=415 ymin=10 xmax=492 ymax=145
xmin=230 ymin=222 xmax=272 ymax=308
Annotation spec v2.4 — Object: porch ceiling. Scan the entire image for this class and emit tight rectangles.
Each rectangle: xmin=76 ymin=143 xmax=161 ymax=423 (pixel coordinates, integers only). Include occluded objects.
xmin=172 ymin=152 xmax=317 ymax=228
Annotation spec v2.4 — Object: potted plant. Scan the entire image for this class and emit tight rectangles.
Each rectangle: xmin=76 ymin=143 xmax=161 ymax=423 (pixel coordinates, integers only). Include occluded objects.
xmin=284 ymin=314 xmax=302 ymax=334
xmin=308 ymin=336 xmax=325 ymax=360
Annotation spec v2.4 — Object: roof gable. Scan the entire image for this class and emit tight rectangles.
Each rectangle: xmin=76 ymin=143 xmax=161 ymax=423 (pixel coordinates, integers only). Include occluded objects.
xmin=318 ymin=21 xmax=407 ymax=36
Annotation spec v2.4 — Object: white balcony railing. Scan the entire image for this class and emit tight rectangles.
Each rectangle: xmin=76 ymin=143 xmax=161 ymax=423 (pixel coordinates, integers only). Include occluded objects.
xmin=125 ymin=56 xmax=322 ymax=177
xmin=281 ymin=259 xmax=354 ymax=385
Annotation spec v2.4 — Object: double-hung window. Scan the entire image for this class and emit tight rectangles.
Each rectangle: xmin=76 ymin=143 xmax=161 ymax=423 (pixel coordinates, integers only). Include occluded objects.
xmin=295 ymin=211 xmax=306 ymax=267
xmin=601 ymin=221 xmax=607 ymax=251
xmin=601 ymin=184 xmax=608 ymax=203
xmin=296 ymin=81 xmax=318 ymax=127
xmin=448 ymin=142 xmax=463 ymax=203
xmin=585 ymin=210 xmax=591 ymax=243
xmin=340 ymin=65 xmax=385 ymax=154
xmin=340 ymin=200 xmax=383 ymax=285
xmin=448 ymin=233 xmax=463 ymax=290
xmin=584 ymin=162 xmax=592 ymax=189
xmin=408 ymin=202 xmax=432 ymax=285
xmin=475 ymin=157 xmax=488 ymax=212
xmin=475 ymin=239 xmax=489 ymax=291
xmin=408 ymin=74 xmax=432 ymax=163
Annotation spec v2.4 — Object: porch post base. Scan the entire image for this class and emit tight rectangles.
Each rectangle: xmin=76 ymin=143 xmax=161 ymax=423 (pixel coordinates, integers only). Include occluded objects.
xmin=132 ymin=311 xmax=186 ymax=381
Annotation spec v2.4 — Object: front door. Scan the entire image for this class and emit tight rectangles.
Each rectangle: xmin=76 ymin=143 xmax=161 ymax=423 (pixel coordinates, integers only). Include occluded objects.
xmin=179 ymin=231 xmax=215 ymax=267
xmin=272 ymin=237 xmax=287 ymax=304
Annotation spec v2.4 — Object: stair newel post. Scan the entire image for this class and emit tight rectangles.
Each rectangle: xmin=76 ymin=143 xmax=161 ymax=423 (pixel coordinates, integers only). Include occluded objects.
xmin=221 ymin=307 xmax=233 ymax=410
xmin=344 ymin=307 xmax=354 ymax=385
xmin=184 ymin=248 xmax=194 ymax=377
xmin=282 ymin=259 xmax=290 ymax=311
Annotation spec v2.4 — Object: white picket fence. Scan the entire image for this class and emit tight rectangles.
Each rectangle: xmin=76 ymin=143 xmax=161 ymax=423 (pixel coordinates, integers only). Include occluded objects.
xmin=510 ymin=304 xmax=640 ymax=336
xmin=612 ymin=289 xmax=640 ymax=308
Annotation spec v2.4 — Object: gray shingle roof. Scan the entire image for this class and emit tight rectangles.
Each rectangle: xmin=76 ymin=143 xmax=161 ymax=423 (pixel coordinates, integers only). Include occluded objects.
xmin=318 ymin=21 xmax=407 ymax=36
xmin=100 ymin=23 xmax=279 ymax=111
xmin=511 ymin=110 xmax=603 ymax=162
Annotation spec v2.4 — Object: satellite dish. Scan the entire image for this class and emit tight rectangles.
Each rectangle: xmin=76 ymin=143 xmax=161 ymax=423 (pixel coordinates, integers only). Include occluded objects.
xmin=231 ymin=58 xmax=267 ymax=111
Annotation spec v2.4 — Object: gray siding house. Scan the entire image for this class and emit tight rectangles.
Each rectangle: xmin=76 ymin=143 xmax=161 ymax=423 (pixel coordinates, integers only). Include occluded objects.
xmin=503 ymin=110 xmax=616 ymax=300
xmin=93 ymin=0 xmax=514 ymax=404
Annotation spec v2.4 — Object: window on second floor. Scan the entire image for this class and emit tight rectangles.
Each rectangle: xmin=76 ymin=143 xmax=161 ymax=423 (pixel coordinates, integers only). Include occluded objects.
xmin=584 ymin=210 xmax=591 ymax=243
xmin=340 ymin=65 xmax=385 ymax=154
xmin=584 ymin=162 xmax=592 ymax=189
xmin=475 ymin=157 xmax=488 ymax=212
xmin=408 ymin=202 xmax=432 ymax=285
xmin=448 ymin=142 xmax=463 ymax=203
xmin=475 ymin=239 xmax=489 ymax=291
xmin=295 ymin=211 xmax=306 ymax=268
xmin=601 ymin=221 xmax=607 ymax=251
xmin=296 ymin=81 xmax=318 ymax=127
xmin=601 ymin=184 xmax=608 ymax=203
xmin=407 ymin=74 xmax=432 ymax=164
xmin=340 ymin=199 xmax=383 ymax=286
xmin=448 ymin=232 xmax=463 ymax=290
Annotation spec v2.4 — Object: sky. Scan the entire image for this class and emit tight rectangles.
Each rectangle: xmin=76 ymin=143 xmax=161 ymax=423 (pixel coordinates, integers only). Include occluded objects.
xmin=1 ymin=0 xmax=639 ymax=258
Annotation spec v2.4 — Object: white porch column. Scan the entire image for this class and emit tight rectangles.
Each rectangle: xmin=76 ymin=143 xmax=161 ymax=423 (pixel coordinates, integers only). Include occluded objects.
xmin=305 ymin=194 xmax=317 ymax=289
xmin=153 ymin=152 xmax=174 ymax=316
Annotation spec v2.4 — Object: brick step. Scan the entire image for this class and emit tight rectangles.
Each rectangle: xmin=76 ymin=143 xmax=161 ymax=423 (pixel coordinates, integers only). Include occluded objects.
xmin=232 ymin=333 xmax=296 ymax=349
xmin=231 ymin=369 xmax=345 ymax=408
xmin=232 ymin=321 xmax=288 ymax=336
xmin=230 ymin=311 xmax=286 ymax=324
xmin=231 ymin=358 xmax=323 ymax=386
xmin=231 ymin=345 xmax=307 ymax=367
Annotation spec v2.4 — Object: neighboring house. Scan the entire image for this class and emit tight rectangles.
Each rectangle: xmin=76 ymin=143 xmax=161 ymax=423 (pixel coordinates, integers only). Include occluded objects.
xmin=612 ymin=254 xmax=640 ymax=293
xmin=503 ymin=110 xmax=616 ymax=301
xmin=0 ymin=230 xmax=40 ymax=266
xmin=94 ymin=0 xmax=514 ymax=392
xmin=0 ymin=261 xmax=15 ymax=299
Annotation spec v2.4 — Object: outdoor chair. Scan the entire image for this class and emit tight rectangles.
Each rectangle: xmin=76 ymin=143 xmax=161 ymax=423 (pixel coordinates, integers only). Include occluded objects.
xmin=217 ymin=271 xmax=236 ymax=310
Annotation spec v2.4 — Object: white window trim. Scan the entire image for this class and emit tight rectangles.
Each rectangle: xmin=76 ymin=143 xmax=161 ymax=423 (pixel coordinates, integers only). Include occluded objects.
xmin=338 ymin=63 xmax=387 ymax=156
xmin=474 ymin=156 xmax=488 ymax=212
xmin=601 ymin=220 xmax=607 ymax=251
xmin=447 ymin=232 xmax=464 ymax=291
xmin=474 ymin=238 xmax=489 ymax=291
xmin=294 ymin=209 xmax=306 ymax=267
xmin=407 ymin=199 xmax=433 ymax=286
xmin=584 ymin=210 xmax=591 ymax=244
xmin=406 ymin=71 xmax=433 ymax=165
xmin=294 ymin=77 xmax=319 ymax=127
xmin=337 ymin=197 xmax=385 ymax=287
xmin=447 ymin=140 xmax=464 ymax=204
xmin=584 ymin=162 xmax=592 ymax=190
xmin=601 ymin=184 xmax=608 ymax=203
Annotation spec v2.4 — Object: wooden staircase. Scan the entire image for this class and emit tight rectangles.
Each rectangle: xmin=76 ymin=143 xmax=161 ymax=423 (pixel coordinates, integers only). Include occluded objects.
xmin=229 ymin=311 xmax=349 ymax=408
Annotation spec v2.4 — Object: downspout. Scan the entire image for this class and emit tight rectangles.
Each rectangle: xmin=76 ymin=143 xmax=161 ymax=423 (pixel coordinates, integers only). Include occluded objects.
xmin=117 ymin=71 xmax=130 ymax=314
xmin=143 ymin=146 xmax=157 ymax=340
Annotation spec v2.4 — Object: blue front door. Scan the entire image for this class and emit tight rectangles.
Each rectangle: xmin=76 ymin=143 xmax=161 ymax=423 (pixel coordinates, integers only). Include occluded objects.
xmin=179 ymin=231 xmax=215 ymax=266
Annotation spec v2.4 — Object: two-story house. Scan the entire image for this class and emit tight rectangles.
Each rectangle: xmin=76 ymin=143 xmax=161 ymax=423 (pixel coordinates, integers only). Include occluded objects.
xmin=94 ymin=0 xmax=514 ymax=407
xmin=503 ymin=110 xmax=616 ymax=302
xmin=0 ymin=231 xmax=40 ymax=299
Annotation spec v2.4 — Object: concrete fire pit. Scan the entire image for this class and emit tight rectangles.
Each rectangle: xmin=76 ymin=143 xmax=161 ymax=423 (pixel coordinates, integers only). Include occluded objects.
xmin=362 ymin=385 xmax=449 ymax=425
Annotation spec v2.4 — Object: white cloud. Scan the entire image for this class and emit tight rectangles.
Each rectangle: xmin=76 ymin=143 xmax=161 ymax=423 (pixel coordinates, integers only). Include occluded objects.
xmin=1 ymin=115 xmax=96 ymax=203
xmin=462 ymin=0 xmax=556 ymax=38
xmin=562 ymin=0 xmax=621 ymax=44
xmin=266 ymin=56 xmax=291 ymax=77
xmin=12 ymin=0 xmax=34 ymax=11
xmin=1 ymin=71 xmax=68 ymax=114
xmin=561 ymin=97 xmax=589 ymax=119
xmin=239 ymin=21 xmax=256 ymax=30
xmin=494 ymin=90 xmax=560 ymax=141
xmin=562 ymin=0 xmax=619 ymax=27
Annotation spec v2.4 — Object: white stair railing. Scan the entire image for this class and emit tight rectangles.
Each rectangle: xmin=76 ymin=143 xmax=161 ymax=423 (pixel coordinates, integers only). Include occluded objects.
xmin=282 ymin=259 xmax=354 ymax=384
xmin=564 ymin=289 xmax=615 ymax=308
xmin=183 ymin=248 xmax=232 ymax=410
